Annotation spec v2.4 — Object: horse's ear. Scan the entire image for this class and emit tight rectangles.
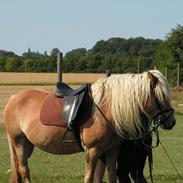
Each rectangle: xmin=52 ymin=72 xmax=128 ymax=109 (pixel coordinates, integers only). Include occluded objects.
xmin=147 ymin=71 xmax=158 ymax=88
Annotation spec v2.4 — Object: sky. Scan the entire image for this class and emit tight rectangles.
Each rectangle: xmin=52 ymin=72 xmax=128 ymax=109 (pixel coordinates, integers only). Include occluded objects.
xmin=0 ymin=0 xmax=183 ymax=56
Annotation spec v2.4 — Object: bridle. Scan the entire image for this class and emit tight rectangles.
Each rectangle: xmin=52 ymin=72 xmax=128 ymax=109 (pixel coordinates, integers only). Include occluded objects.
xmin=151 ymin=97 xmax=174 ymax=129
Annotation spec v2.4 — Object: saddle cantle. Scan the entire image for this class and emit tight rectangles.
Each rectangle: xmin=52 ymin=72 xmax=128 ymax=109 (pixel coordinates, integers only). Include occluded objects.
xmin=56 ymin=82 xmax=87 ymax=97
xmin=40 ymin=83 xmax=93 ymax=130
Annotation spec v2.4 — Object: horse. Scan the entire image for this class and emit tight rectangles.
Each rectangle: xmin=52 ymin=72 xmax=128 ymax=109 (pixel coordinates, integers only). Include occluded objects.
xmin=3 ymin=70 xmax=175 ymax=183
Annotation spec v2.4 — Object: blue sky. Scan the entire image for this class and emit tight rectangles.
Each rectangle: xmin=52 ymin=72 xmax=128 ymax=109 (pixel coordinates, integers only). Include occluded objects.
xmin=0 ymin=0 xmax=183 ymax=55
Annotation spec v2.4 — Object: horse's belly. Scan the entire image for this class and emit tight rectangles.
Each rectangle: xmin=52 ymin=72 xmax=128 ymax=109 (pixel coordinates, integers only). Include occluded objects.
xmin=25 ymin=124 xmax=82 ymax=155
xmin=37 ymin=141 xmax=82 ymax=155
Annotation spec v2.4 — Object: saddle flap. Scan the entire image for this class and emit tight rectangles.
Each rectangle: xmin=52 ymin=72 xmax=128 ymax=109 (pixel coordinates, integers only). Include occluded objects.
xmin=40 ymin=93 xmax=66 ymax=126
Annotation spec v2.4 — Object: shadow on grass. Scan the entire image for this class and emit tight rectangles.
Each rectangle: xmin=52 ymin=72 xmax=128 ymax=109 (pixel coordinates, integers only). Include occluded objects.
xmin=152 ymin=174 xmax=183 ymax=183
xmin=31 ymin=174 xmax=84 ymax=183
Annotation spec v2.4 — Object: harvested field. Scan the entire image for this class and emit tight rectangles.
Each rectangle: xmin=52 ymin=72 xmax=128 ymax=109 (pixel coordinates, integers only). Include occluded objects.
xmin=0 ymin=72 xmax=105 ymax=85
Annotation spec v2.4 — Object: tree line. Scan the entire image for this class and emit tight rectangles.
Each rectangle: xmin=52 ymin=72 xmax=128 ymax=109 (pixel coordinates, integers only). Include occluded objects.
xmin=0 ymin=25 xmax=183 ymax=84
xmin=0 ymin=38 xmax=162 ymax=73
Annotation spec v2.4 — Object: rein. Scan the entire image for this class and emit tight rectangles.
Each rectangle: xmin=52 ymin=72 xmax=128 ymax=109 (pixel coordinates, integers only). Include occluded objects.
xmin=160 ymin=141 xmax=183 ymax=180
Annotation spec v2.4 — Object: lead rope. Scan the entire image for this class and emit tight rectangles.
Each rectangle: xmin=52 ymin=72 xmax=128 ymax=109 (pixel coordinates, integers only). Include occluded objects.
xmin=148 ymin=149 xmax=153 ymax=183
xmin=160 ymin=141 xmax=183 ymax=180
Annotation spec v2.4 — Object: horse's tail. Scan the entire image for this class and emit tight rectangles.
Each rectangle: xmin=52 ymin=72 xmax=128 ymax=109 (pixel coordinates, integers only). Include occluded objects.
xmin=7 ymin=134 xmax=21 ymax=183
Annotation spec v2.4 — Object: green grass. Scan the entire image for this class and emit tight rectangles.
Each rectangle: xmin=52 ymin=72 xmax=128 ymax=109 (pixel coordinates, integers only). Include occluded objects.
xmin=29 ymin=151 xmax=85 ymax=183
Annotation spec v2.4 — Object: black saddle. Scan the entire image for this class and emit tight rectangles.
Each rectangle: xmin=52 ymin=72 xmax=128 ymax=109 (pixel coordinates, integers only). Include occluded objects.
xmin=55 ymin=82 xmax=92 ymax=130
xmin=56 ymin=82 xmax=87 ymax=97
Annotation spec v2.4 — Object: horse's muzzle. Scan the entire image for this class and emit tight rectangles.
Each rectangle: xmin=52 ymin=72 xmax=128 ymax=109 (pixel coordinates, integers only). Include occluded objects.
xmin=161 ymin=118 xmax=176 ymax=130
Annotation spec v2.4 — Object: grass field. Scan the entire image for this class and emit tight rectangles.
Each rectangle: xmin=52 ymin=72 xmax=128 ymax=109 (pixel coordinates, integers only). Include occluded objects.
xmin=0 ymin=82 xmax=183 ymax=182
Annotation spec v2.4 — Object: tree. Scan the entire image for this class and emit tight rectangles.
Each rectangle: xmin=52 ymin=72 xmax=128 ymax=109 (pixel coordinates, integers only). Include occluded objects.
xmin=5 ymin=57 xmax=21 ymax=72
xmin=64 ymin=48 xmax=87 ymax=72
xmin=162 ymin=25 xmax=183 ymax=82
xmin=50 ymin=48 xmax=60 ymax=58
xmin=166 ymin=24 xmax=183 ymax=61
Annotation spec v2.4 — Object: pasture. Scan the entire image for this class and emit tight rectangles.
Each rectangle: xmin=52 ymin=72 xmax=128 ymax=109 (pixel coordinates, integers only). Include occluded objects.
xmin=0 ymin=72 xmax=183 ymax=183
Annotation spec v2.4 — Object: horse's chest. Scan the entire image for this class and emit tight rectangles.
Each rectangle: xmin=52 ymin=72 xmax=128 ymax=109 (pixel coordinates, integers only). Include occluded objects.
xmin=81 ymin=121 xmax=118 ymax=149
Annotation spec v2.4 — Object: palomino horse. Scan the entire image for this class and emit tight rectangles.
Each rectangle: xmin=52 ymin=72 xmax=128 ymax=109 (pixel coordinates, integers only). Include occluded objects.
xmin=3 ymin=70 xmax=175 ymax=183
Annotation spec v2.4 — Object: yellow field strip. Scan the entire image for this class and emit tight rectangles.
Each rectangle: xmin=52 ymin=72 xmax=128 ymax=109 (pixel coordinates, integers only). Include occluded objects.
xmin=0 ymin=72 xmax=105 ymax=84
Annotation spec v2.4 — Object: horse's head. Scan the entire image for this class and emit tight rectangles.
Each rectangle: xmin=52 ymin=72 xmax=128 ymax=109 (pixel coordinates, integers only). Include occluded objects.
xmin=144 ymin=71 xmax=176 ymax=130
xmin=91 ymin=71 xmax=175 ymax=138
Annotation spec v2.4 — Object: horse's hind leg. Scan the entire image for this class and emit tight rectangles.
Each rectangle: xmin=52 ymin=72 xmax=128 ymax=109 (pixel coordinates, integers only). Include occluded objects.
xmin=8 ymin=134 xmax=34 ymax=183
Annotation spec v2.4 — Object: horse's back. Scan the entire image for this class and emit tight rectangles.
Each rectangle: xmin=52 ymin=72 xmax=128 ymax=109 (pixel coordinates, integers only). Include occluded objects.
xmin=4 ymin=89 xmax=50 ymax=122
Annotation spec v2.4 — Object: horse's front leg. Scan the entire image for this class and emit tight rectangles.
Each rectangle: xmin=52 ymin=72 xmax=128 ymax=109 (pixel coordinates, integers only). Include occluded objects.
xmin=106 ymin=148 xmax=119 ymax=183
xmin=94 ymin=159 xmax=106 ymax=183
xmin=84 ymin=148 xmax=99 ymax=183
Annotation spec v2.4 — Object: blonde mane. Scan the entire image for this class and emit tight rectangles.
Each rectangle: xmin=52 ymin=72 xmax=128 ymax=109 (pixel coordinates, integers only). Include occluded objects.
xmin=91 ymin=70 xmax=171 ymax=137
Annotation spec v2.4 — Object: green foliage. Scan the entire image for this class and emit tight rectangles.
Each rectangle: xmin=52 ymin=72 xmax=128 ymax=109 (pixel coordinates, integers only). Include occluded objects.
xmin=166 ymin=24 xmax=183 ymax=62
xmin=154 ymin=25 xmax=183 ymax=85
xmin=64 ymin=48 xmax=87 ymax=72
xmin=0 ymin=54 xmax=7 ymax=71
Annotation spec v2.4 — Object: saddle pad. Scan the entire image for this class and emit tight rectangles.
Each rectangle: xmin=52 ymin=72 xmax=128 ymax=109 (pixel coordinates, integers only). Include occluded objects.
xmin=40 ymin=93 xmax=66 ymax=126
